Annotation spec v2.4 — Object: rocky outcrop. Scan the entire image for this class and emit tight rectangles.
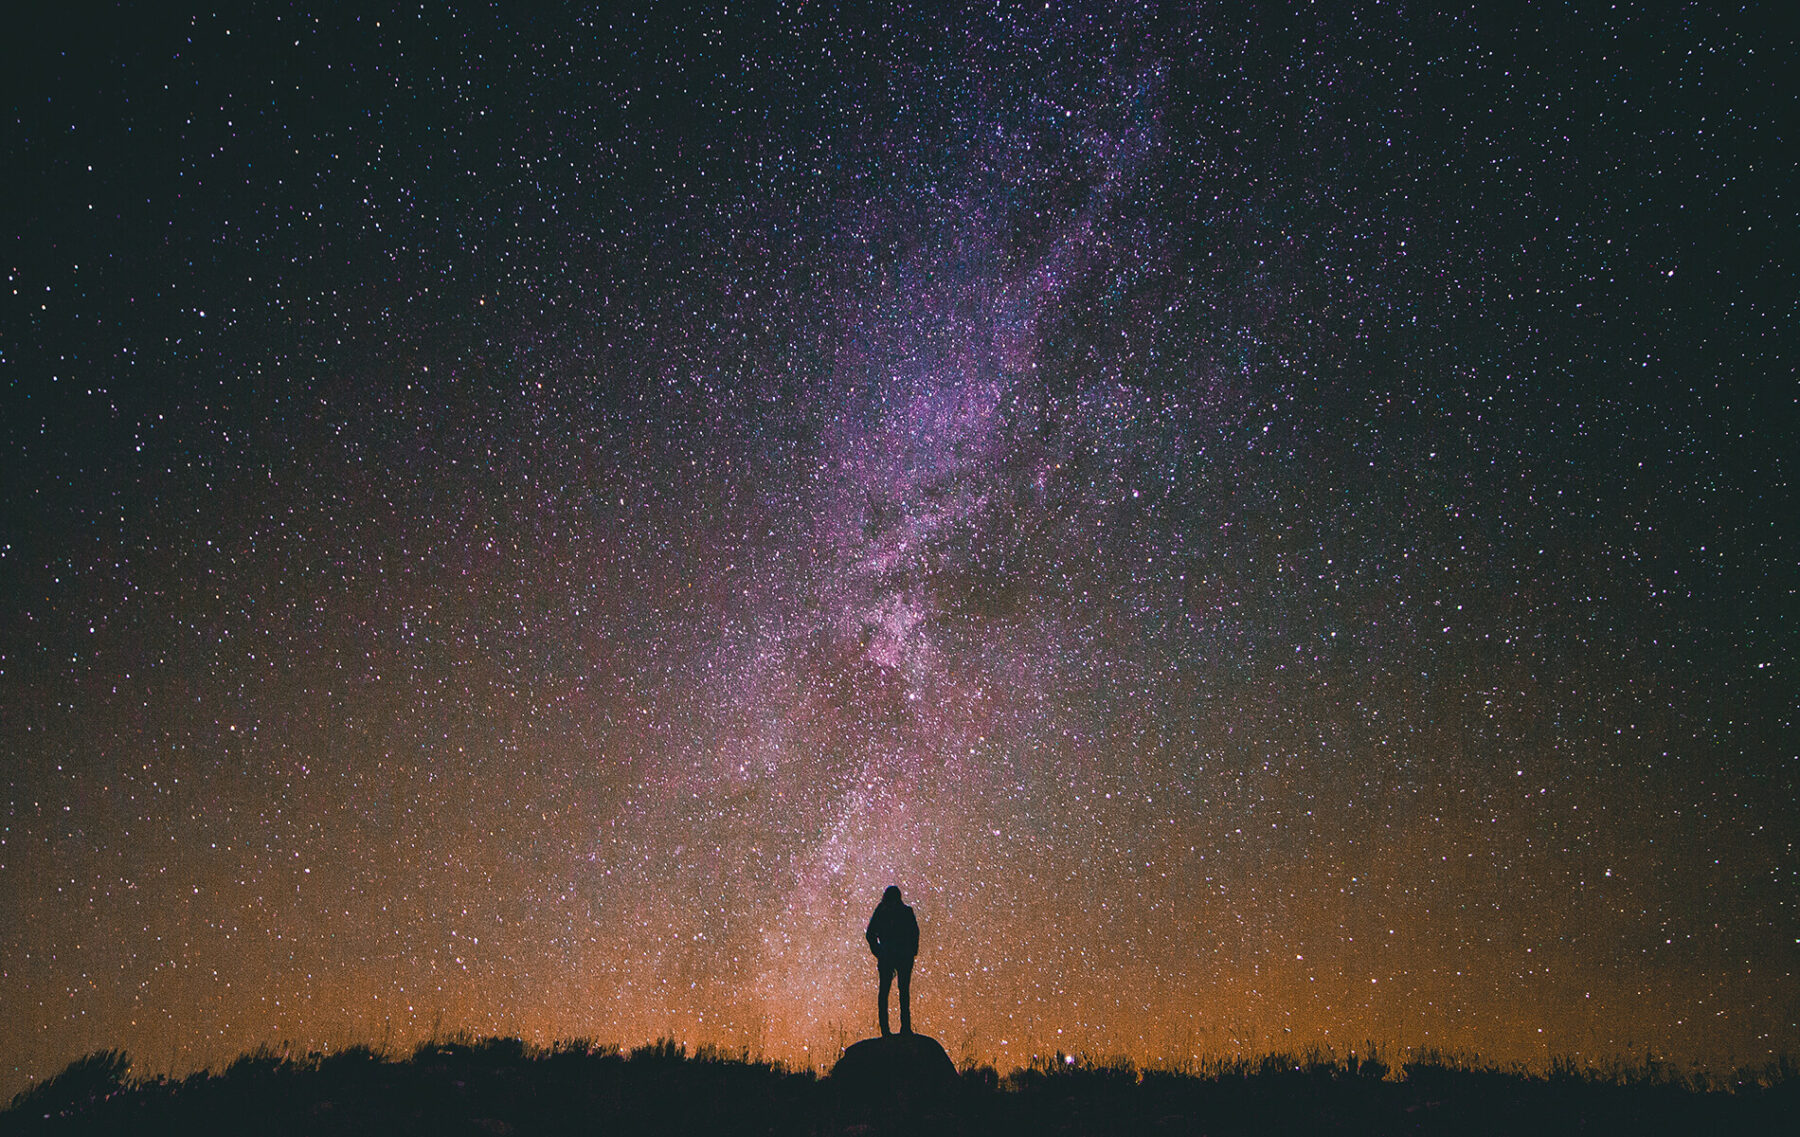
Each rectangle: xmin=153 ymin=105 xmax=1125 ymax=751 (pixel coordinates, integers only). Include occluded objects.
xmin=830 ymin=1033 xmax=960 ymax=1104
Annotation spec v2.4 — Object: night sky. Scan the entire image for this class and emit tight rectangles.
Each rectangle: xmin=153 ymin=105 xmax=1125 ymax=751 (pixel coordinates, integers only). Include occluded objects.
xmin=2 ymin=2 xmax=1792 ymax=1095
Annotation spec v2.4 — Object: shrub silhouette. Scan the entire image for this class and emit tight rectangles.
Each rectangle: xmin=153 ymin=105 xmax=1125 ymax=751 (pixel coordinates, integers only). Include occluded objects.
xmin=2 ymin=1038 xmax=1794 ymax=1136
xmin=7 ymin=1051 xmax=130 ymax=1120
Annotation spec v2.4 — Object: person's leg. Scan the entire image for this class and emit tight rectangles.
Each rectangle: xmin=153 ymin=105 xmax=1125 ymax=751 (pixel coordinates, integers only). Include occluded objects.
xmin=878 ymin=961 xmax=895 ymax=1036
xmin=898 ymin=959 xmax=913 ymax=1035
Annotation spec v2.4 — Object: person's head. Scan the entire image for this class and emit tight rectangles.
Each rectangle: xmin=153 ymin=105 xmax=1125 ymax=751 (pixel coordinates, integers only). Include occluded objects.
xmin=883 ymin=885 xmax=903 ymax=905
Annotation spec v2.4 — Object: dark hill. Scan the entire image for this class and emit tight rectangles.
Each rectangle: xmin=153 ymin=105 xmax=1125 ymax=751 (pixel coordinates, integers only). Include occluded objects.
xmin=3 ymin=1039 xmax=1794 ymax=1136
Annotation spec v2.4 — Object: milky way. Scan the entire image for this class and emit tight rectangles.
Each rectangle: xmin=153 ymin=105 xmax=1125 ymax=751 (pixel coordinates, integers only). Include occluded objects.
xmin=2 ymin=4 xmax=1792 ymax=1093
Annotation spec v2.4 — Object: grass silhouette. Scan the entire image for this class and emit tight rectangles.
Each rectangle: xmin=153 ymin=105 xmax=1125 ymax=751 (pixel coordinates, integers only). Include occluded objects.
xmin=4 ymin=1037 xmax=1794 ymax=1135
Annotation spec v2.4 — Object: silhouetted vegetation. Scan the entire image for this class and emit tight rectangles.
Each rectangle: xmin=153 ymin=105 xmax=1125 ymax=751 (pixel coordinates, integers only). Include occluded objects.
xmin=4 ymin=1038 xmax=1794 ymax=1135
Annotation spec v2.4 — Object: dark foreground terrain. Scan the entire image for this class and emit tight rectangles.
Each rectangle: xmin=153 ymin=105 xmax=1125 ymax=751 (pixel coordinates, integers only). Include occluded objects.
xmin=5 ymin=1038 xmax=1794 ymax=1136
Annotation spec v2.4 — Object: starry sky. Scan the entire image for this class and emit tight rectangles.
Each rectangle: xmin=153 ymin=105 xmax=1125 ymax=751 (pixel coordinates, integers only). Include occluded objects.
xmin=2 ymin=2 xmax=1793 ymax=1094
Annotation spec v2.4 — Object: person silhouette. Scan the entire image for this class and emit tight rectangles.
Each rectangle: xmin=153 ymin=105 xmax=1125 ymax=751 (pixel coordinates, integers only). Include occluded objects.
xmin=865 ymin=885 xmax=919 ymax=1036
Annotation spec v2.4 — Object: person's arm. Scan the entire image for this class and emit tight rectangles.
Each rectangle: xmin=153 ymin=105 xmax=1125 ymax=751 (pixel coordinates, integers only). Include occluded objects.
xmin=866 ymin=914 xmax=881 ymax=957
